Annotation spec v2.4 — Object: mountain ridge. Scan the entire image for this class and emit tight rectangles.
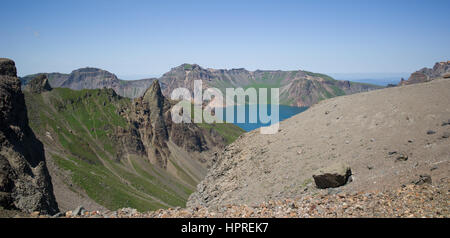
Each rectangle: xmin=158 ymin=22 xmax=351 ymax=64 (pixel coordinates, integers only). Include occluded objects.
xmin=21 ymin=64 xmax=382 ymax=107
xmin=20 ymin=68 xmax=157 ymax=99
xmin=22 ymin=73 xmax=244 ymax=212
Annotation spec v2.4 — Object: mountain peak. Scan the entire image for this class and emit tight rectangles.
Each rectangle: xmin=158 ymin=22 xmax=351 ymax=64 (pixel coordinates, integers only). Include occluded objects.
xmin=143 ymin=80 xmax=163 ymax=101
xmin=25 ymin=74 xmax=52 ymax=93
xmin=178 ymin=63 xmax=202 ymax=71
xmin=72 ymin=67 xmax=108 ymax=73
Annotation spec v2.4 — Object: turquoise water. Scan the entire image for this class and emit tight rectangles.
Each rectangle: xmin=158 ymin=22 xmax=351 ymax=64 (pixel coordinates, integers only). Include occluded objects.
xmin=216 ymin=104 xmax=308 ymax=132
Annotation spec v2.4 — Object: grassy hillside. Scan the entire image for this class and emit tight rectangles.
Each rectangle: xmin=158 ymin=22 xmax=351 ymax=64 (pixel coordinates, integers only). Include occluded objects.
xmin=24 ymin=88 xmax=243 ymax=211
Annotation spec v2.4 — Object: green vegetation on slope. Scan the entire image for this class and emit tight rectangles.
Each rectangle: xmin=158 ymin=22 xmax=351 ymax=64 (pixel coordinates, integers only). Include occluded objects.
xmin=24 ymin=88 xmax=200 ymax=211
xmin=186 ymin=101 xmax=245 ymax=144
xmin=197 ymin=122 xmax=245 ymax=145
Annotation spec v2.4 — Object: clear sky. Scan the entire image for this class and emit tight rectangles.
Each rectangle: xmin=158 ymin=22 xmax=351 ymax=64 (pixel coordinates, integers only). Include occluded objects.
xmin=1 ymin=0 xmax=449 ymax=79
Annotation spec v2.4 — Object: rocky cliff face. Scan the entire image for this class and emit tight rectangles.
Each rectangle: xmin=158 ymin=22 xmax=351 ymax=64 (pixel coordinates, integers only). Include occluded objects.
xmin=399 ymin=61 xmax=450 ymax=86
xmin=21 ymin=68 xmax=156 ymax=98
xmin=158 ymin=64 xmax=381 ymax=107
xmin=126 ymin=80 xmax=225 ymax=169
xmin=0 ymin=59 xmax=58 ymax=214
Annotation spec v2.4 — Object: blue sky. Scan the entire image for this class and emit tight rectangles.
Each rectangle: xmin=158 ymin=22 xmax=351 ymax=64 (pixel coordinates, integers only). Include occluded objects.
xmin=1 ymin=0 xmax=449 ymax=79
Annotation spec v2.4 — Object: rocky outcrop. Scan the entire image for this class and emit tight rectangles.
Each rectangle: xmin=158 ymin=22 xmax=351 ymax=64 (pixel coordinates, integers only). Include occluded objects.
xmin=126 ymin=80 xmax=224 ymax=169
xmin=24 ymin=74 xmax=52 ymax=93
xmin=399 ymin=61 xmax=450 ymax=86
xmin=0 ymin=59 xmax=17 ymax=77
xmin=0 ymin=58 xmax=58 ymax=214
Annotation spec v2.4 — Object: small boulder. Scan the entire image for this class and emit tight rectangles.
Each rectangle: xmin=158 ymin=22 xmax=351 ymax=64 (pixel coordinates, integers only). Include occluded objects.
xmin=312 ymin=163 xmax=352 ymax=189
xmin=426 ymin=130 xmax=436 ymax=135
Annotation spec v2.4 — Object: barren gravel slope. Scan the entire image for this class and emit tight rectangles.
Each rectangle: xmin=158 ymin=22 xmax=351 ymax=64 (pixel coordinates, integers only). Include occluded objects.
xmin=188 ymin=78 xmax=450 ymax=208
xmin=41 ymin=182 xmax=449 ymax=218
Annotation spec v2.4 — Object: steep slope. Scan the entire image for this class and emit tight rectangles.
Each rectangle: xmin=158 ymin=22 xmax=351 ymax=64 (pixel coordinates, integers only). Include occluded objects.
xmin=188 ymin=78 xmax=450 ymax=208
xmin=20 ymin=68 xmax=156 ymax=99
xmin=399 ymin=61 xmax=450 ymax=86
xmin=24 ymin=76 xmax=243 ymax=212
xmin=0 ymin=58 xmax=58 ymax=214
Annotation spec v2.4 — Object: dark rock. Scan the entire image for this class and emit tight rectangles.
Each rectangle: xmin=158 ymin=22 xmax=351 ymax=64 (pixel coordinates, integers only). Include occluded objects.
xmin=388 ymin=151 xmax=397 ymax=155
xmin=313 ymin=163 xmax=352 ymax=189
xmin=0 ymin=58 xmax=17 ymax=77
xmin=442 ymin=132 xmax=450 ymax=139
xmin=412 ymin=174 xmax=432 ymax=185
xmin=426 ymin=130 xmax=436 ymax=135
xmin=0 ymin=59 xmax=58 ymax=215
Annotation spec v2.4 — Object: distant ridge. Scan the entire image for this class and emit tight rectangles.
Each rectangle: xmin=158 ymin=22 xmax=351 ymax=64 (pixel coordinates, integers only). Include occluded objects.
xmin=20 ymin=68 xmax=157 ymax=98
xmin=21 ymin=64 xmax=382 ymax=107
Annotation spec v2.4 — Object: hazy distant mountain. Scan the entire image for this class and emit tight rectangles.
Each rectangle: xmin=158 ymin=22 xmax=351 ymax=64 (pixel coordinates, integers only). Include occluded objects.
xmin=21 ymin=64 xmax=382 ymax=107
